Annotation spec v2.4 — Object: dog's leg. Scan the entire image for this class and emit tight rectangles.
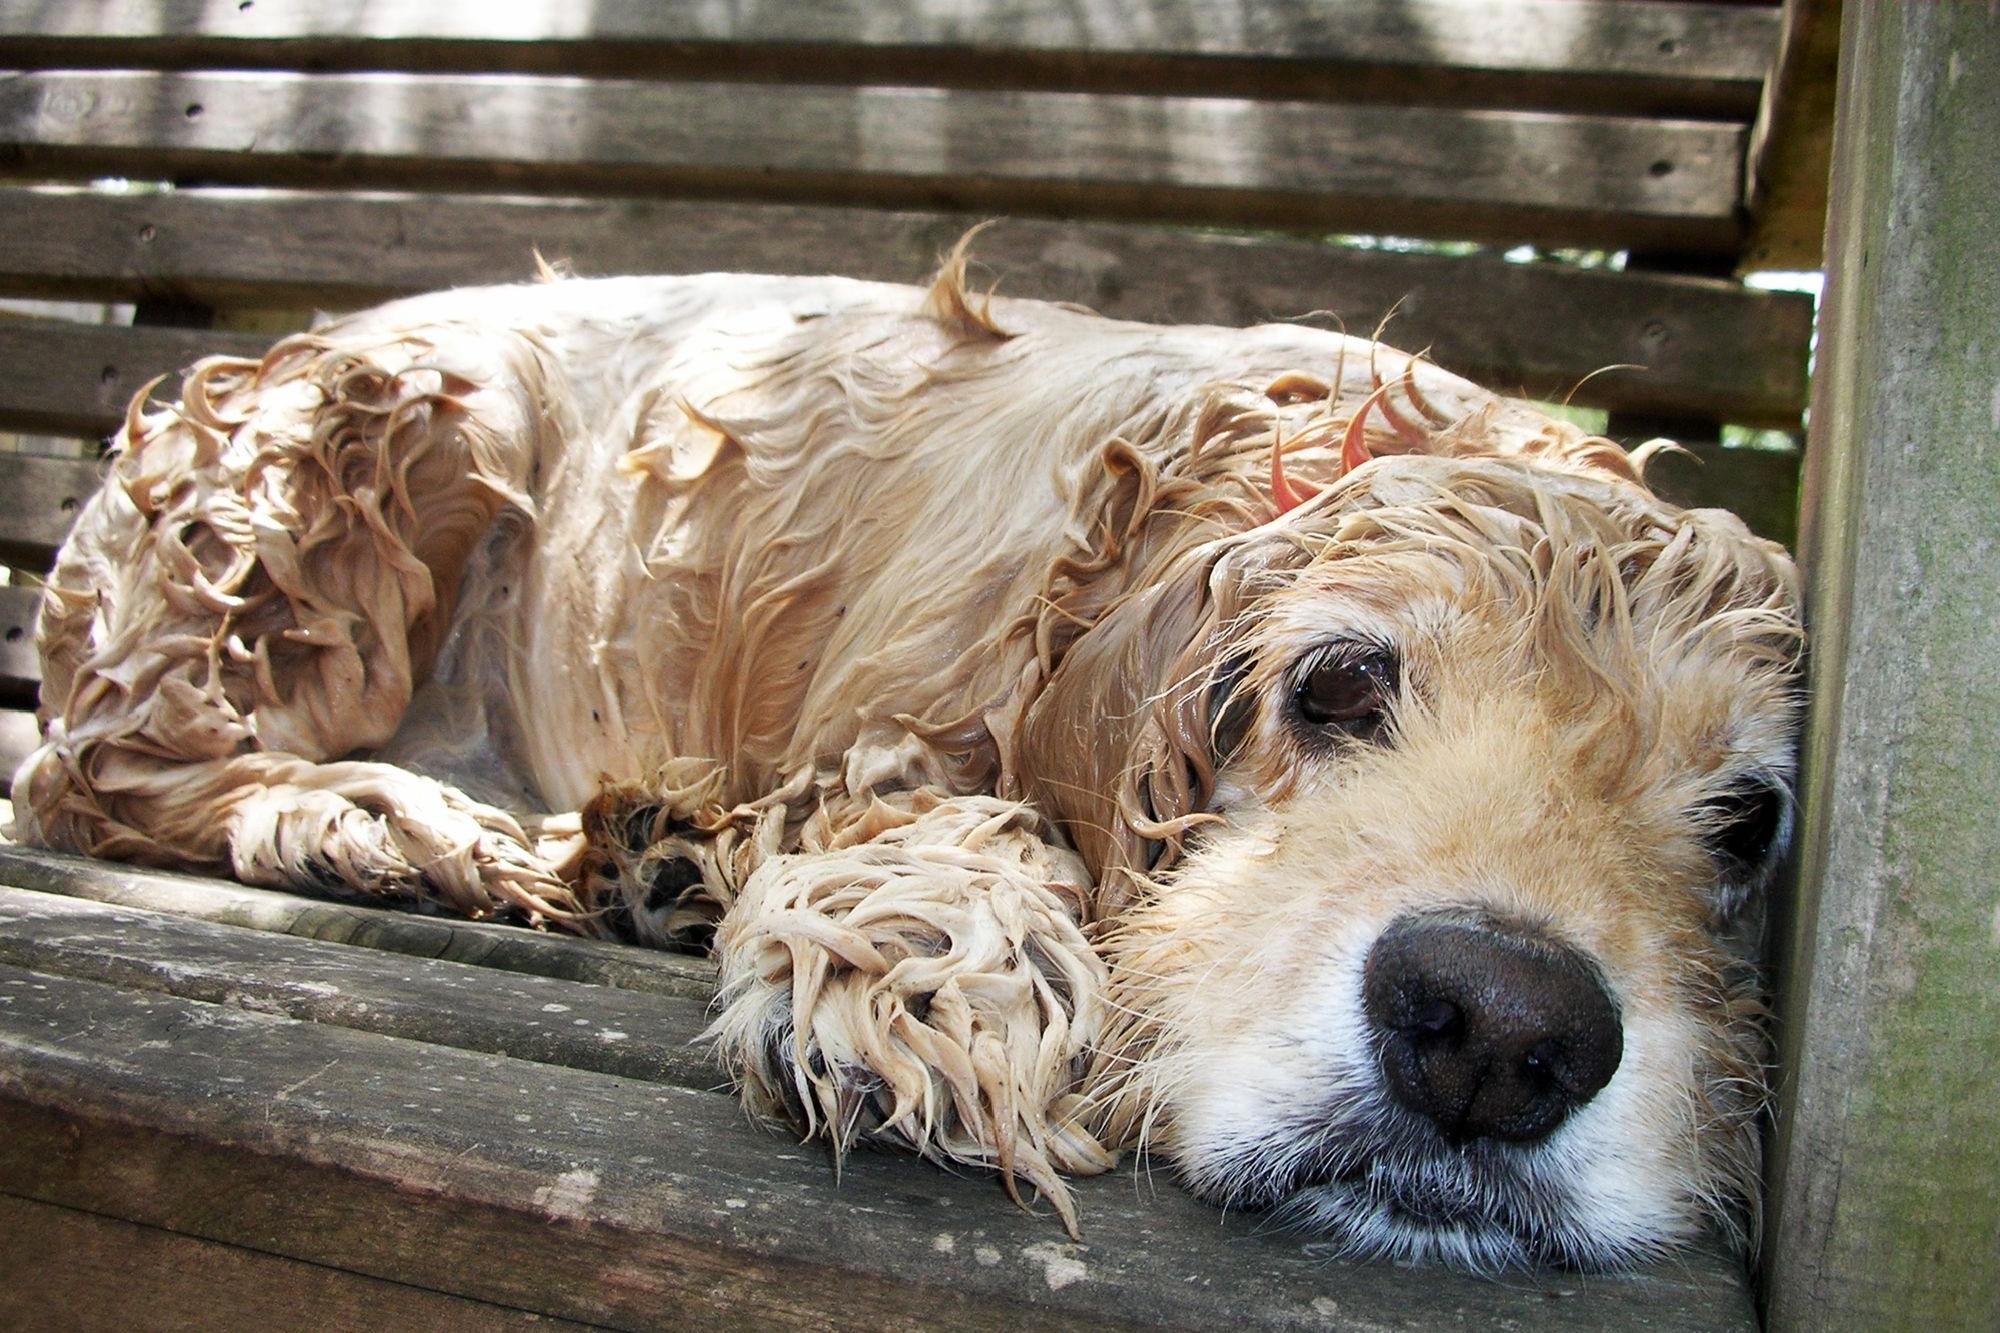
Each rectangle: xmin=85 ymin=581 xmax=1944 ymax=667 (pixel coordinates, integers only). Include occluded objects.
xmin=704 ymin=791 xmax=1116 ymax=1235
xmin=14 ymin=331 xmax=578 ymax=921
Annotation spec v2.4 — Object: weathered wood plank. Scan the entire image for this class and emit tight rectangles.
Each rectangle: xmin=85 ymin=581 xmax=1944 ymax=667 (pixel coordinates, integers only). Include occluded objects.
xmin=0 ymin=451 xmax=99 ymax=569
xmin=0 ymin=70 xmax=1749 ymax=251
xmin=1765 ymin=6 xmax=2000 ymax=1331
xmin=1634 ymin=439 xmax=1801 ymax=547
xmin=1742 ymin=0 xmax=1841 ymax=271
xmin=0 ymin=316 xmax=265 ymax=438
xmin=0 ymin=187 xmax=1817 ymax=426
xmin=0 ymin=965 xmax=1757 ymax=1332
xmin=0 ymin=584 xmax=39 ymax=706
xmin=0 ymin=0 xmax=1780 ymax=117
xmin=0 ymin=845 xmax=712 ymax=999
xmin=0 ymin=708 xmax=36 ymax=780
xmin=0 ymin=1192 xmax=606 ymax=1333
xmin=0 ymin=884 xmax=718 ymax=1085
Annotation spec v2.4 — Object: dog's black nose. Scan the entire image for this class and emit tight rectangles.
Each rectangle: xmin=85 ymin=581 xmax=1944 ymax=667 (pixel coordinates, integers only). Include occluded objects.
xmin=1362 ymin=916 xmax=1623 ymax=1144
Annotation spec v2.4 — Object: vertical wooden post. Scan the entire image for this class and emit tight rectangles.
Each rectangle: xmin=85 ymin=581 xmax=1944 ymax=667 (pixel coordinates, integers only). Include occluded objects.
xmin=1765 ymin=4 xmax=2000 ymax=1330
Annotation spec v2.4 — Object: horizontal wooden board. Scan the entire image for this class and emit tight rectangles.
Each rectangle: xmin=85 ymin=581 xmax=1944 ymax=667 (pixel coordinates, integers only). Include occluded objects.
xmin=1640 ymin=440 xmax=1801 ymax=547
xmin=0 ymin=451 xmax=100 ymax=569
xmin=0 ymin=845 xmax=711 ymax=998
xmin=0 ymin=584 xmax=39 ymax=706
xmin=0 ymin=884 xmax=717 ymax=1085
xmin=0 ymin=708 xmax=36 ymax=779
xmin=0 ymin=69 xmax=1748 ymax=251
xmin=0 ymin=188 xmax=1815 ymax=425
xmin=0 ymin=317 xmax=265 ymax=438
xmin=0 ymin=1192 xmax=601 ymax=1333
xmin=0 ymin=0 xmax=1779 ymax=117
xmin=0 ymin=964 xmax=1757 ymax=1331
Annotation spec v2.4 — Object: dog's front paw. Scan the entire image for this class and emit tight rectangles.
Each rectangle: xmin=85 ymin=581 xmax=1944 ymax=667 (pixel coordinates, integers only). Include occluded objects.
xmin=706 ymin=798 xmax=1116 ymax=1235
xmin=226 ymin=765 xmax=579 ymax=923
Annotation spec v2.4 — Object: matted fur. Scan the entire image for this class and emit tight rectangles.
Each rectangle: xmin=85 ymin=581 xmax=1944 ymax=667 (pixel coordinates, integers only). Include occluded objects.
xmin=14 ymin=246 xmax=1801 ymax=1267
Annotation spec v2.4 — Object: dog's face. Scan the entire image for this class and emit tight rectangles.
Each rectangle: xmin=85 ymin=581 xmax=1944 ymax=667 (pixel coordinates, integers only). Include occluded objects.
xmin=1032 ymin=452 xmax=1801 ymax=1270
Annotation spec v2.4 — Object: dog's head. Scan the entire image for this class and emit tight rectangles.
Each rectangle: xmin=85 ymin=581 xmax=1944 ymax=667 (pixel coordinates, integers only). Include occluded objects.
xmin=1021 ymin=431 xmax=1801 ymax=1270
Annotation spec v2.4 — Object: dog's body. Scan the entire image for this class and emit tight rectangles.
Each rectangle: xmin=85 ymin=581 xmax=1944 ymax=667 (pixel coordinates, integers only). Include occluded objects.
xmin=14 ymin=258 xmax=1802 ymax=1269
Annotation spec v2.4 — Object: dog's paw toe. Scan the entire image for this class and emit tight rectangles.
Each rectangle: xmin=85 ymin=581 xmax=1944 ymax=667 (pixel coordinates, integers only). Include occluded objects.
xmin=572 ymin=786 xmax=737 ymax=949
xmin=227 ymin=772 xmax=578 ymax=923
xmin=710 ymin=953 xmax=1109 ymax=1238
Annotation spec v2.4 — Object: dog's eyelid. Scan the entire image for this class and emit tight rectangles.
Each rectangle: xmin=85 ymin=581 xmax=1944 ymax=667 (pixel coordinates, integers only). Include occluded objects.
xmin=1695 ymin=772 xmax=1793 ymax=922
xmin=1290 ymin=635 xmax=1399 ymax=681
xmin=1287 ymin=637 xmax=1402 ymax=745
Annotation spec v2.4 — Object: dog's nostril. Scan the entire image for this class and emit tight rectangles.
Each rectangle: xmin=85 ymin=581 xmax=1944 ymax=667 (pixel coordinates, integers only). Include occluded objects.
xmin=1521 ymin=1033 xmax=1607 ymax=1101
xmin=1522 ymin=1037 xmax=1562 ymax=1082
xmin=1406 ymin=996 xmax=1462 ymax=1040
xmin=1362 ymin=916 xmax=1623 ymax=1145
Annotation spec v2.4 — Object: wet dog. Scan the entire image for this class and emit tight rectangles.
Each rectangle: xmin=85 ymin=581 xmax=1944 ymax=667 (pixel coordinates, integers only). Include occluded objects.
xmin=15 ymin=250 xmax=1800 ymax=1268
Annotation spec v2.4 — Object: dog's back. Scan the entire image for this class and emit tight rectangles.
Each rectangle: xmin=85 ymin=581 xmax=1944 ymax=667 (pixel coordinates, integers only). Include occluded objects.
xmin=22 ymin=268 xmax=1553 ymax=843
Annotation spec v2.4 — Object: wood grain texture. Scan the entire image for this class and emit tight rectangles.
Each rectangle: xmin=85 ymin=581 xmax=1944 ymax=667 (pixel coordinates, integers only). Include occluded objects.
xmin=1741 ymin=0 xmax=1841 ymax=271
xmin=0 ymin=1192 xmax=605 ymax=1333
xmin=0 ymin=964 xmax=1757 ymax=1332
xmin=1640 ymin=440 xmax=1799 ymax=548
xmin=0 ymin=187 xmax=1816 ymax=426
xmin=1766 ymin=6 xmax=2000 ymax=1330
xmin=0 ymin=69 xmax=1748 ymax=251
xmin=0 ymin=451 xmax=100 ymax=569
xmin=0 ymin=316 xmax=265 ymax=438
xmin=0 ymin=845 xmax=712 ymax=999
xmin=0 ymin=0 xmax=1780 ymax=117
xmin=0 ymin=585 xmax=39 ymax=705
xmin=0 ymin=708 xmax=36 ymax=779
xmin=0 ymin=884 xmax=718 ymax=1085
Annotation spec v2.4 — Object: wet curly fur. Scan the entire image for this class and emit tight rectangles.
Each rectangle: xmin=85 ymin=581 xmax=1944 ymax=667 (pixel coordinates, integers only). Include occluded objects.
xmin=14 ymin=244 xmax=1801 ymax=1267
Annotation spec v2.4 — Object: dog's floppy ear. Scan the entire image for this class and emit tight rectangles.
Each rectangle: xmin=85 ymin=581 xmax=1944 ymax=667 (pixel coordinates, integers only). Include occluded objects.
xmin=1017 ymin=530 xmax=1299 ymax=916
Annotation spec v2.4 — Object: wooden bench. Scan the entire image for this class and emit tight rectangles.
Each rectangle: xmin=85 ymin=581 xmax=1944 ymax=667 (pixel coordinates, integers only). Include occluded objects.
xmin=0 ymin=4 xmax=1832 ymax=1327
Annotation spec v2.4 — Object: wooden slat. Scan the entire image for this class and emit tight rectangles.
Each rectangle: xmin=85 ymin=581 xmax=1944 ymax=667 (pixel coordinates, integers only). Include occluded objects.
xmin=1767 ymin=7 xmax=2000 ymax=1329
xmin=0 ymin=845 xmax=711 ymax=999
xmin=0 ymin=451 xmax=100 ymax=569
xmin=0 ymin=883 xmax=716 ymax=1085
xmin=0 ymin=187 xmax=1817 ymax=426
xmin=1639 ymin=441 xmax=1801 ymax=547
xmin=0 ymin=0 xmax=1780 ymax=117
xmin=0 ymin=708 xmax=36 ymax=779
xmin=1741 ymin=0 xmax=1841 ymax=270
xmin=0 ymin=964 xmax=1757 ymax=1331
xmin=0 ymin=317 xmax=265 ymax=438
xmin=0 ymin=69 xmax=1749 ymax=252
xmin=0 ymin=584 xmax=39 ymax=706
xmin=0 ymin=1193 xmax=602 ymax=1333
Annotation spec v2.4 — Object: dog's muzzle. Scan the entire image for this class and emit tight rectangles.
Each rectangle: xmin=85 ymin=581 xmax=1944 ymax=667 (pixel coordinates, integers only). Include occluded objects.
xmin=1362 ymin=915 xmax=1623 ymax=1145
xmin=1177 ymin=911 xmax=1661 ymax=1268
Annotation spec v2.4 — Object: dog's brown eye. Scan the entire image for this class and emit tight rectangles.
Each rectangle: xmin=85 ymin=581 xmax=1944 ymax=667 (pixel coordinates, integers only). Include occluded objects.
xmin=1292 ymin=643 xmax=1399 ymax=740
xmin=1699 ymin=777 xmax=1791 ymax=920
xmin=1702 ymin=779 xmax=1788 ymax=876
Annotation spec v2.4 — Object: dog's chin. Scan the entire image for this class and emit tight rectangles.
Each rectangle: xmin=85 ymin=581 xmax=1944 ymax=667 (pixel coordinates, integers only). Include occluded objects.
xmin=1271 ymin=1171 xmax=1546 ymax=1272
xmin=1265 ymin=1163 xmax=1618 ymax=1273
xmin=1181 ymin=1122 xmax=1674 ymax=1275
